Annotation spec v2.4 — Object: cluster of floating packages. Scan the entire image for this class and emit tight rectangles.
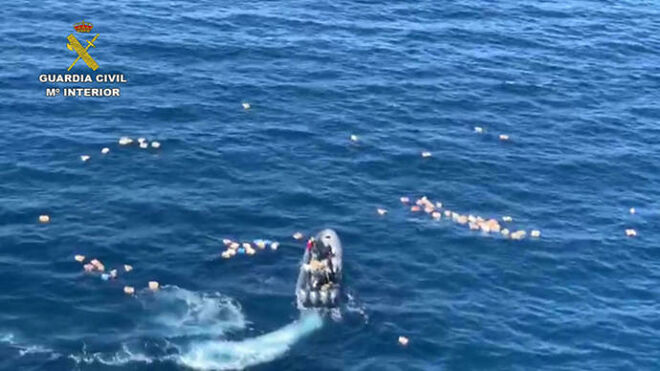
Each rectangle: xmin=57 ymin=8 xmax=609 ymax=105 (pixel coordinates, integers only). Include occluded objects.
xmin=72 ymin=254 xmax=160 ymax=296
xmin=79 ymin=137 xmax=161 ymax=162
xmin=221 ymin=238 xmax=280 ymax=259
xmin=117 ymin=136 xmax=161 ymax=149
xmin=398 ymin=196 xmax=541 ymax=240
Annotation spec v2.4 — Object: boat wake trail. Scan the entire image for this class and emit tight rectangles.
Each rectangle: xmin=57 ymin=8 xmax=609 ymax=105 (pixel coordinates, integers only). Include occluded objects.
xmin=138 ymin=285 xmax=247 ymax=338
xmin=179 ymin=311 xmax=323 ymax=370
xmin=65 ymin=285 xmax=323 ymax=370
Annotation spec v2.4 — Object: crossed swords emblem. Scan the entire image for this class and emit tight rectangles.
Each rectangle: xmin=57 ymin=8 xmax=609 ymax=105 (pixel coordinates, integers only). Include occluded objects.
xmin=66 ymin=33 xmax=99 ymax=71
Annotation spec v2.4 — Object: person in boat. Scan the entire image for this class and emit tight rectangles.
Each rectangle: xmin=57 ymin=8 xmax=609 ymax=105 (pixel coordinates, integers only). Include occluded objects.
xmin=305 ymin=237 xmax=336 ymax=289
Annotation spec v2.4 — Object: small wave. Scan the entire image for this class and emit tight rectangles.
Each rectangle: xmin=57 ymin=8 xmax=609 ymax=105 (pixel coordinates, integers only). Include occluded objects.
xmin=0 ymin=332 xmax=15 ymax=344
xmin=345 ymin=292 xmax=369 ymax=324
xmin=18 ymin=345 xmax=53 ymax=356
xmin=69 ymin=343 xmax=156 ymax=366
xmin=178 ymin=311 xmax=323 ymax=370
xmin=0 ymin=332 xmax=59 ymax=359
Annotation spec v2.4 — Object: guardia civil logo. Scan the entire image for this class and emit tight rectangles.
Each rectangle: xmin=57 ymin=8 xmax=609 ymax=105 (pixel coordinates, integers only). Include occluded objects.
xmin=38 ymin=19 xmax=127 ymax=97
xmin=67 ymin=20 xmax=99 ymax=71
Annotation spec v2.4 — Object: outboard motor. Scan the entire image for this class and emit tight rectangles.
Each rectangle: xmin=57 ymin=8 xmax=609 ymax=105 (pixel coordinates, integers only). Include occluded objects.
xmin=298 ymin=289 xmax=308 ymax=305
xmin=320 ymin=290 xmax=329 ymax=305
xmin=330 ymin=289 xmax=339 ymax=305
xmin=309 ymin=290 xmax=318 ymax=306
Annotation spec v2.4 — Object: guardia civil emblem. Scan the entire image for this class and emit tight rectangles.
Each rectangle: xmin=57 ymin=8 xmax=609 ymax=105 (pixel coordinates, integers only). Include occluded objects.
xmin=66 ymin=20 xmax=99 ymax=71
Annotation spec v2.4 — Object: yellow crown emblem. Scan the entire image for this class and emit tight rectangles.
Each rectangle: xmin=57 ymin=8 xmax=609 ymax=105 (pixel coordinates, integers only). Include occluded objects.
xmin=73 ymin=20 xmax=93 ymax=33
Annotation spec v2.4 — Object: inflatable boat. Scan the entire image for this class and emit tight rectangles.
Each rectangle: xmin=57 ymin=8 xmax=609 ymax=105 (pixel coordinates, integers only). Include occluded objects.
xmin=296 ymin=229 xmax=343 ymax=309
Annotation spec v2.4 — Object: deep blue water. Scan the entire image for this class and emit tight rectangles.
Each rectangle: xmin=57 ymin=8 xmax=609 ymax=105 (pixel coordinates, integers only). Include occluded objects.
xmin=2 ymin=0 xmax=660 ymax=370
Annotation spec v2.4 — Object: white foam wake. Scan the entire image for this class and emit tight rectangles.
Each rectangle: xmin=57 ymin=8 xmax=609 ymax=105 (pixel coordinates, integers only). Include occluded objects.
xmin=67 ymin=286 xmax=324 ymax=369
xmin=138 ymin=285 xmax=247 ymax=338
xmin=69 ymin=285 xmax=248 ymax=367
xmin=179 ymin=311 xmax=323 ymax=370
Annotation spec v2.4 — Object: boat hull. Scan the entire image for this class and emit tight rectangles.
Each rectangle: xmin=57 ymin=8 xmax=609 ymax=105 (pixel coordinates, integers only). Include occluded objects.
xmin=296 ymin=229 xmax=343 ymax=309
